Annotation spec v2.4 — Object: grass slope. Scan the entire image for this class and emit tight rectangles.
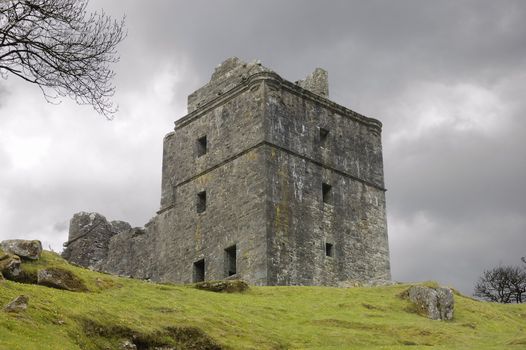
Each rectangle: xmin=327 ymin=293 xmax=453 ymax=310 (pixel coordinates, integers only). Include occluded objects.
xmin=1 ymin=252 xmax=525 ymax=349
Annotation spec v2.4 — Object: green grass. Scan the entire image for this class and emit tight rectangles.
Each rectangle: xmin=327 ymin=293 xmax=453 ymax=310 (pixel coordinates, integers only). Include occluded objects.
xmin=1 ymin=252 xmax=525 ymax=349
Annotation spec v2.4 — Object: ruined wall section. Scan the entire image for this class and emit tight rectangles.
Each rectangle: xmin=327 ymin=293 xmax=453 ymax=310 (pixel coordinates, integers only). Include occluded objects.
xmin=62 ymin=212 xmax=118 ymax=271
xmin=62 ymin=212 xmax=155 ymax=279
xmin=101 ymin=226 xmax=154 ymax=279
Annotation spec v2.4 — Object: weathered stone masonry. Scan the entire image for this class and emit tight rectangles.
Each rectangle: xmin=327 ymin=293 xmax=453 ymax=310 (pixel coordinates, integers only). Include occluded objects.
xmin=62 ymin=57 xmax=391 ymax=286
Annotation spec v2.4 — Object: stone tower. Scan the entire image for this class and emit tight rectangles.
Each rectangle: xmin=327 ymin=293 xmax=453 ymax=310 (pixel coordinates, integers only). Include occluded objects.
xmin=62 ymin=57 xmax=391 ymax=286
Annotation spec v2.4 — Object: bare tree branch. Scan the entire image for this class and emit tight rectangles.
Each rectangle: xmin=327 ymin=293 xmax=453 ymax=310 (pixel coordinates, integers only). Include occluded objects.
xmin=0 ymin=0 xmax=125 ymax=118
xmin=474 ymin=264 xmax=526 ymax=303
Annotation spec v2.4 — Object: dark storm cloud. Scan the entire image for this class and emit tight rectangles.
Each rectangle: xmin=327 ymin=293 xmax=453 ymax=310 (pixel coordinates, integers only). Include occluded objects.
xmin=2 ymin=0 xmax=525 ymax=293
xmin=100 ymin=1 xmax=526 ymax=94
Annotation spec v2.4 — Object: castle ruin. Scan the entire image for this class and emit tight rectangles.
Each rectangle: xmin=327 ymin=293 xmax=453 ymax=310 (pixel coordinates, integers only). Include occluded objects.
xmin=62 ymin=57 xmax=391 ymax=286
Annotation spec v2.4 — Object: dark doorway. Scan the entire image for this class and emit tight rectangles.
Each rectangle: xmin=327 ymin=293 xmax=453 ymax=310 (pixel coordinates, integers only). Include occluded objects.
xmin=325 ymin=243 xmax=334 ymax=257
xmin=193 ymin=259 xmax=205 ymax=282
xmin=225 ymin=245 xmax=237 ymax=277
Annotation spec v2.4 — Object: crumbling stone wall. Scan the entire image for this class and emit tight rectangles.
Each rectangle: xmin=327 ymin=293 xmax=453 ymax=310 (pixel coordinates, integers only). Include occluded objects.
xmin=62 ymin=57 xmax=391 ymax=285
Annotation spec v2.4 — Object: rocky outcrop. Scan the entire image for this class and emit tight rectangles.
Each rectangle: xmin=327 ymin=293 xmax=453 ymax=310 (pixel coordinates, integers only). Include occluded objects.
xmin=4 ymin=295 xmax=28 ymax=313
xmin=37 ymin=267 xmax=88 ymax=292
xmin=1 ymin=239 xmax=42 ymax=260
xmin=407 ymin=285 xmax=454 ymax=321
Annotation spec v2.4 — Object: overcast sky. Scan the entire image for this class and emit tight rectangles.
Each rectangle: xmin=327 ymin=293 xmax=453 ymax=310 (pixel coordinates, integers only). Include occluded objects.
xmin=1 ymin=0 xmax=525 ymax=294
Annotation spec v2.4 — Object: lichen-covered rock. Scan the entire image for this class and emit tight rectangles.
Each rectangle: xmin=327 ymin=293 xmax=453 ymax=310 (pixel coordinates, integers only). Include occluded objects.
xmin=195 ymin=280 xmax=249 ymax=293
xmin=1 ymin=239 xmax=42 ymax=260
xmin=407 ymin=285 xmax=454 ymax=320
xmin=0 ymin=250 xmax=21 ymax=279
xmin=37 ymin=267 xmax=88 ymax=292
xmin=120 ymin=340 xmax=137 ymax=350
xmin=3 ymin=295 xmax=28 ymax=313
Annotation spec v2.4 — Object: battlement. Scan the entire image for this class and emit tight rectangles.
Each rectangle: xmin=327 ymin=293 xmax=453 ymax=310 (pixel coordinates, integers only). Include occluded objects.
xmin=187 ymin=57 xmax=329 ymax=112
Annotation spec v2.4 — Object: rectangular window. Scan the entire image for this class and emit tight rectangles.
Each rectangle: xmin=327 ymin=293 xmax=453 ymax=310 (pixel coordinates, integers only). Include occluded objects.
xmin=322 ymin=183 xmax=332 ymax=204
xmin=193 ymin=259 xmax=205 ymax=282
xmin=197 ymin=191 xmax=206 ymax=213
xmin=225 ymin=245 xmax=237 ymax=277
xmin=319 ymin=127 xmax=329 ymax=143
xmin=197 ymin=135 xmax=207 ymax=157
xmin=325 ymin=243 xmax=334 ymax=257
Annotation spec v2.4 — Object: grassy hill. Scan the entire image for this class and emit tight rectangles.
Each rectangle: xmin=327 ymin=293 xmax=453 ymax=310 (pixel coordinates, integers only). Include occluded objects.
xmin=1 ymin=252 xmax=525 ymax=349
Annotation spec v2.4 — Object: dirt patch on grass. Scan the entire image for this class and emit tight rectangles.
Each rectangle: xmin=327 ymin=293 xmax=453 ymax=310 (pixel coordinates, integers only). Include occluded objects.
xmin=81 ymin=318 xmax=222 ymax=349
xmin=312 ymin=319 xmax=377 ymax=330
xmin=148 ymin=306 xmax=179 ymax=313
xmin=507 ymin=337 xmax=526 ymax=345
xmin=362 ymin=303 xmax=386 ymax=311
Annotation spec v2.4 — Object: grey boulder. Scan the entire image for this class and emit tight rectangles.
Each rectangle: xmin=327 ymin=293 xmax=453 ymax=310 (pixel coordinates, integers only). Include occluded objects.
xmin=407 ymin=285 xmax=454 ymax=321
xmin=4 ymin=295 xmax=29 ymax=313
xmin=0 ymin=250 xmax=21 ymax=279
xmin=37 ymin=267 xmax=88 ymax=292
xmin=1 ymin=239 xmax=42 ymax=260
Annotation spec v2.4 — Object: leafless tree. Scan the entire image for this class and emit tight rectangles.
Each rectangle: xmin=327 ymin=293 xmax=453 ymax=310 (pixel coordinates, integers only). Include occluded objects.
xmin=474 ymin=265 xmax=526 ymax=303
xmin=0 ymin=0 xmax=125 ymax=118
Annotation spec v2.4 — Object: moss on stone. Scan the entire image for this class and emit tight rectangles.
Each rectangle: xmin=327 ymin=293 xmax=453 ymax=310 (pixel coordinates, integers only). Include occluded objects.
xmin=195 ymin=279 xmax=249 ymax=293
xmin=37 ymin=267 xmax=88 ymax=292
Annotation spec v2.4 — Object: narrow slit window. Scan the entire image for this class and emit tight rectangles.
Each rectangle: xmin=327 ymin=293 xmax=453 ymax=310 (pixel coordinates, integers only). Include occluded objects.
xmin=325 ymin=243 xmax=334 ymax=257
xmin=197 ymin=191 xmax=206 ymax=213
xmin=322 ymin=183 xmax=332 ymax=204
xmin=193 ymin=259 xmax=205 ymax=282
xmin=225 ymin=245 xmax=237 ymax=277
xmin=319 ymin=127 xmax=329 ymax=143
xmin=197 ymin=135 xmax=207 ymax=157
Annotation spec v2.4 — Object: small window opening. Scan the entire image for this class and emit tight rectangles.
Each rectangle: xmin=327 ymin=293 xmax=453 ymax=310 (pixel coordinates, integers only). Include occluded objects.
xmin=319 ymin=127 xmax=329 ymax=143
xmin=193 ymin=259 xmax=205 ymax=282
xmin=322 ymin=183 xmax=332 ymax=204
xmin=197 ymin=191 xmax=206 ymax=213
xmin=225 ymin=245 xmax=237 ymax=277
xmin=325 ymin=243 xmax=334 ymax=257
xmin=197 ymin=135 xmax=207 ymax=157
